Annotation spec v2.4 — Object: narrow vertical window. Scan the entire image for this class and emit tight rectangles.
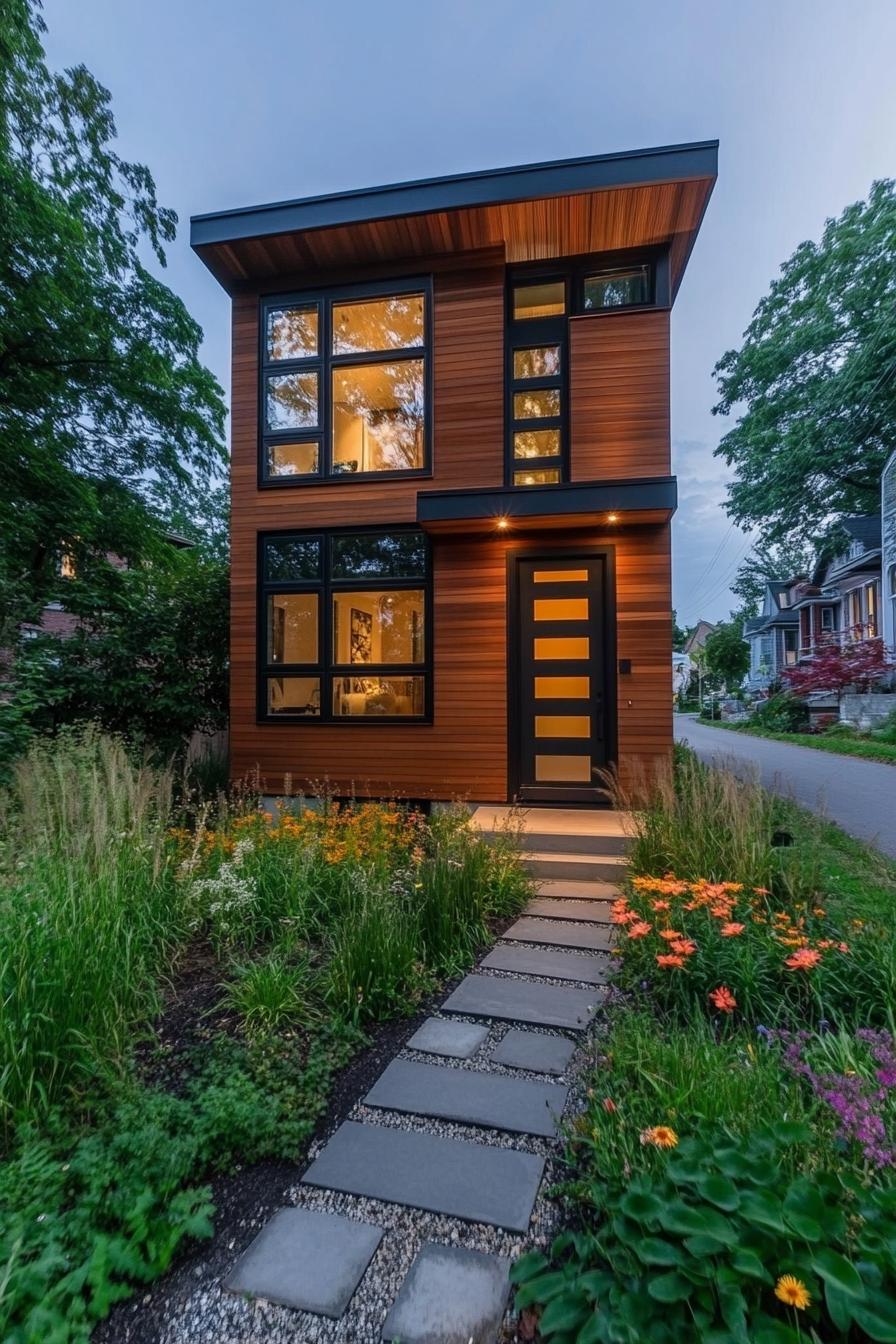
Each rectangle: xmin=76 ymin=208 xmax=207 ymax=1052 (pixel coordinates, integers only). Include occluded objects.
xmin=506 ymin=276 xmax=567 ymax=485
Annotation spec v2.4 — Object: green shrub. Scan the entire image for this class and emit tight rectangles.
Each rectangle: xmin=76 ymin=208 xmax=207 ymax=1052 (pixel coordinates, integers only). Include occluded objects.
xmin=513 ymin=1123 xmax=896 ymax=1343
xmin=750 ymin=692 xmax=810 ymax=733
xmin=221 ymin=949 xmax=316 ymax=1035
xmin=873 ymin=707 xmax=896 ymax=745
xmin=823 ymin=720 xmax=859 ymax=738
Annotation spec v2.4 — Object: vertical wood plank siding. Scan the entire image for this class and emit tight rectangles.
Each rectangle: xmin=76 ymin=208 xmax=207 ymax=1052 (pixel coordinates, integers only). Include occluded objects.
xmin=569 ymin=309 xmax=671 ymax=481
xmin=230 ymin=265 xmax=673 ymax=798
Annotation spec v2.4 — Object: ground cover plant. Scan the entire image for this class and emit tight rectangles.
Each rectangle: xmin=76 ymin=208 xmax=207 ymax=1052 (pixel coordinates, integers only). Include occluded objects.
xmin=514 ymin=752 xmax=896 ymax=1342
xmin=0 ymin=728 xmax=529 ymax=1342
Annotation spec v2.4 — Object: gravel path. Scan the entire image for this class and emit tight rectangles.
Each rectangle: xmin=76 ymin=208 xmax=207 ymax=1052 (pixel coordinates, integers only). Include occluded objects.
xmin=675 ymin=713 xmax=896 ymax=858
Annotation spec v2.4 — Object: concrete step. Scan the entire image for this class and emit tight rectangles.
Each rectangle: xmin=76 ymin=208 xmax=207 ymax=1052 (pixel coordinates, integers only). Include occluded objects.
xmin=481 ymin=942 xmax=609 ymax=985
xmin=442 ymin=974 xmax=600 ymax=1031
xmin=525 ymin=897 xmax=613 ymax=924
xmin=503 ymin=916 xmax=614 ymax=952
xmin=364 ymin=1058 xmax=568 ymax=1138
xmin=522 ymin=851 xmax=628 ymax=883
xmin=382 ymin=1243 xmax=511 ymax=1344
xmin=533 ymin=877 xmax=622 ymax=901
xmin=515 ymin=829 xmax=631 ymax=856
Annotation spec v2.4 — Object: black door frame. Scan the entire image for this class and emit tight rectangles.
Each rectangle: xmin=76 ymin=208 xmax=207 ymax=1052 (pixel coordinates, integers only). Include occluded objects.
xmin=506 ymin=543 xmax=618 ymax=806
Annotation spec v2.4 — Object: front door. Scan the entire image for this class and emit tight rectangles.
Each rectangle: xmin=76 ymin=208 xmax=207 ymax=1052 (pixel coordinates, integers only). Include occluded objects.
xmin=511 ymin=555 xmax=611 ymax=803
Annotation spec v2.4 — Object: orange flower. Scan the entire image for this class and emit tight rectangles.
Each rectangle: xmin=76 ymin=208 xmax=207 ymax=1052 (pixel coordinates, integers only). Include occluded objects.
xmin=659 ymin=929 xmax=683 ymax=942
xmin=837 ymin=942 xmax=849 ymax=954
xmin=785 ymin=947 xmax=822 ymax=971
xmin=669 ymin=938 xmax=696 ymax=956
xmin=602 ymin=1097 xmax=617 ymax=1114
xmin=813 ymin=907 xmax=827 ymax=918
xmin=709 ymin=986 xmax=737 ymax=1013
xmin=611 ymin=908 xmax=639 ymax=925
xmin=627 ymin=921 xmax=652 ymax=939
xmin=656 ymin=953 xmax=685 ymax=968
xmin=753 ymin=886 xmax=770 ymax=895
xmin=640 ymin=1125 xmax=678 ymax=1149
xmin=720 ymin=922 xmax=745 ymax=937
xmin=651 ymin=899 xmax=671 ymax=912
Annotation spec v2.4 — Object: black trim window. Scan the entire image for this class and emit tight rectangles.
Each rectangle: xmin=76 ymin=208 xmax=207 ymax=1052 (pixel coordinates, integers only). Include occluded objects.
xmin=259 ymin=528 xmax=432 ymax=722
xmin=505 ymin=252 xmax=663 ymax=487
xmin=506 ymin=277 xmax=568 ymax=487
xmin=260 ymin=279 xmax=431 ymax=485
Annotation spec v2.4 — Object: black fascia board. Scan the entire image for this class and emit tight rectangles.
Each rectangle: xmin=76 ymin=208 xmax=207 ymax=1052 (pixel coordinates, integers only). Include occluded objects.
xmin=190 ymin=141 xmax=718 ymax=250
xmin=416 ymin=476 xmax=678 ymax=525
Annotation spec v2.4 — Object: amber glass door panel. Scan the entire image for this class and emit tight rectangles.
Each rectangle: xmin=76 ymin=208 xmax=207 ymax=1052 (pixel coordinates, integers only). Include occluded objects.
xmin=512 ymin=557 xmax=608 ymax=802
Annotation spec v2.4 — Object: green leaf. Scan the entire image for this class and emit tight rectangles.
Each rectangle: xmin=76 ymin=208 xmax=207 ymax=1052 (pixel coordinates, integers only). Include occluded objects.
xmin=771 ymin=1121 xmax=811 ymax=1146
xmin=659 ymin=1201 xmax=735 ymax=1245
xmin=539 ymin=1292 xmax=591 ymax=1336
xmin=510 ymin=1250 xmax=548 ymax=1283
xmin=576 ymin=1314 xmax=603 ymax=1344
xmin=683 ymin=1234 xmax=727 ymax=1258
xmin=752 ymin=1316 xmax=801 ymax=1344
xmin=782 ymin=1211 xmax=823 ymax=1242
xmin=619 ymin=1189 xmax=665 ymax=1223
xmin=824 ymin=1280 xmax=855 ymax=1332
xmin=730 ymin=1247 xmax=771 ymax=1282
xmin=695 ymin=1173 xmax=740 ymax=1211
xmin=647 ymin=1272 xmax=692 ymax=1303
xmin=718 ymin=1284 xmax=749 ymax=1343
xmin=514 ymin=1270 xmax=570 ymax=1308
xmin=577 ymin=1269 xmax=614 ymax=1301
xmin=851 ymin=1291 xmax=896 ymax=1343
xmin=633 ymin=1237 xmax=684 ymax=1267
xmin=810 ymin=1247 xmax=866 ymax=1299
xmin=738 ymin=1189 xmax=788 ymax=1234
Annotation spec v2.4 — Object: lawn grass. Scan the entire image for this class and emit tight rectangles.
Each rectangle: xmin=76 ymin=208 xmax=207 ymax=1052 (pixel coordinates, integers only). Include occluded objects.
xmin=697 ymin=715 xmax=896 ymax=765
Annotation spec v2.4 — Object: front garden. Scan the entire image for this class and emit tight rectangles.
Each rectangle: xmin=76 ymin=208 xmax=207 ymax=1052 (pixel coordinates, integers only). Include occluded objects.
xmin=0 ymin=729 xmax=529 ymax=1343
xmin=513 ymin=749 xmax=896 ymax=1342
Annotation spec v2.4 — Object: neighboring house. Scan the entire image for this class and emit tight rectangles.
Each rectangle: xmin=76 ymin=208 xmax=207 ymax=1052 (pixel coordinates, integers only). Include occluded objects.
xmin=883 ymin=451 xmax=896 ymax=655
xmin=792 ymin=517 xmax=882 ymax=658
xmin=743 ymin=581 xmax=802 ymax=690
xmin=683 ymin=620 xmax=716 ymax=656
xmin=190 ymin=140 xmax=718 ymax=803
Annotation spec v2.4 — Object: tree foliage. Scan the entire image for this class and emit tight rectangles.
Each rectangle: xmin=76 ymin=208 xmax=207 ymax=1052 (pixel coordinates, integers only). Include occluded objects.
xmin=0 ymin=0 xmax=226 ymax=644
xmin=713 ymin=180 xmax=896 ymax=548
xmin=731 ymin=540 xmax=815 ymax=616
xmin=9 ymin=546 xmax=228 ymax=760
xmin=702 ymin=619 xmax=751 ymax=690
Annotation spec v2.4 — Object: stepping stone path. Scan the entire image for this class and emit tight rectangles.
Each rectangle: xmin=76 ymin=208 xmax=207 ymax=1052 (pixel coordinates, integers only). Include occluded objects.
xmin=216 ymin=805 xmax=628 ymax=1341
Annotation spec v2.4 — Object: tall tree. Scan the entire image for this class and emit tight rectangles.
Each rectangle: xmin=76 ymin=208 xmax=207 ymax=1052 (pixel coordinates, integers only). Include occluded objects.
xmin=0 ymin=0 xmax=226 ymax=645
xmin=713 ymin=180 xmax=896 ymax=547
xmin=731 ymin=539 xmax=815 ymax=616
xmin=702 ymin=618 xmax=750 ymax=692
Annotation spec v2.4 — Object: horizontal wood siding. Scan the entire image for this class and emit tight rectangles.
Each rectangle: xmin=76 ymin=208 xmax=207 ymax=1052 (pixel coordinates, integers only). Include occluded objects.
xmin=569 ymin=309 xmax=670 ymax=481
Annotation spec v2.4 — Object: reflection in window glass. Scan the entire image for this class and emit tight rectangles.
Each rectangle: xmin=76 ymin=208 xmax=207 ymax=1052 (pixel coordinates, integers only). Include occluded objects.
xmin=266 ymin=441 xmax=320 ymax=478
xmin=332 ymin=361 xmax=424 ymax=473
xmin=514 ymin=468 xmax=561 ymax=486
xmin=513 ymin=429 xmax=560 ymax=460
xmin=267 ymin=593 xmax=318 ymax=664
xmin=332 ymin=590 xmax=425 ymax=665
xmin=265 ymin=372 xmax=319 ymax=431
xmin=513 ymin=389 xmax=560 ymax=420
xmin=266 ymin=305 xmax=318 ymax=360
xmin=330 ymin=532 xmax=427 ymax=579
xmin=333 ymin=676 xmax=425 ymax=717
xmin=513 ymin=281 xmax=565 ymax=319
xmin=513 ymin=346 xmax=561 ymax=379
xmin=332 ymin=294 xmax=424 ymax=354
xmin=264 ymin=537 xmax=321 ymax=582
xmin=583 ymin=266 xmax=650 ymax=310
xmin=267 ymin=676 xmax=321 ymax=715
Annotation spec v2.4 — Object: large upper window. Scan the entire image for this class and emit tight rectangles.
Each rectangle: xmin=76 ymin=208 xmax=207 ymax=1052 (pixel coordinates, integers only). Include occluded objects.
xmin=259 ymin=528 xmax=431 ymax=721
xmin=260 ymin=282 xmax=430 ymax=485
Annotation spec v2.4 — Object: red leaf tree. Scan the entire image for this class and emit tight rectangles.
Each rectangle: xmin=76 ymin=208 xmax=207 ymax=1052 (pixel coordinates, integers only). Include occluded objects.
xmin=783 ymin=637 xmax=894 ymax=695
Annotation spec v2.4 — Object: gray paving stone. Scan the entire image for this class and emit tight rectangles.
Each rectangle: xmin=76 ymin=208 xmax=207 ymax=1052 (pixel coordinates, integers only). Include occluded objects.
xmin=382 ymin=1242 xmax=510 ymax=1343
xmin=406 ymin=1017 xmax=489 ymax=1059
xmin=503 ymin=915 xmax=613 ymax=951
xmin=364 ymin=1058 xmax=567 ymax=1137
xmin=491 ymin=1029 xmax=576 ymax=1076
xmin=442 ymin=974 xmax=599 ymax=1030
xmin=302 ymin=1121 xmax=544 ymax=1233
xmin=223 ymin=1208 xmax=382 ymax=1317
xmin=526 ymin=896 xmax=613 ymax=923
xmin=481 ymin=942 xmax=609 ymax=985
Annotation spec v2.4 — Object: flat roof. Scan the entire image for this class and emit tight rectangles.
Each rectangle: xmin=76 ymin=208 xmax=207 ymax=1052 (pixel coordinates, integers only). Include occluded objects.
xmin=191 ymin=139 xmax=718 ymax=249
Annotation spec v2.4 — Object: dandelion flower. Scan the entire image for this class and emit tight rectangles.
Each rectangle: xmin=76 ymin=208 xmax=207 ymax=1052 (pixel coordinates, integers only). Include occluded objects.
xmin=785 ymin=948 xmax=822 ymax=971
xmin=640 ymin=1125 xmax=678 ymax=1149
xmin=774 ymin=1275 xmax=811 ymax=1310
xmin=720 ymin=922 xmax=745 ymax=937
xmin=709 ymin=986 xmax=737 ymax=1013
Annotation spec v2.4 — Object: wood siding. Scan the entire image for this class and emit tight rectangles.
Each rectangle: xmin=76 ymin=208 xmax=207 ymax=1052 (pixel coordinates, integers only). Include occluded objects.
xmin=230 ymin=262 xmax=673 ymax=799
xmin=569 ymin=309 xmax=670 ymax=481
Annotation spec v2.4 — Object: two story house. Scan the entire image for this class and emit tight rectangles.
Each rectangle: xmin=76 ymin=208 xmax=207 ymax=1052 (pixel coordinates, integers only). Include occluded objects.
xmin=191 ymin=141 xmax=718 ymax=804
xmin=743 ymin=581 xmax=802 ymax=691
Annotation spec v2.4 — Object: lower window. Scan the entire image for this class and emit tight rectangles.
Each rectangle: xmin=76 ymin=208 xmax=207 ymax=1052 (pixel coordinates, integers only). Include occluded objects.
xmin=259 ymin=528 xmax=431 ymax=722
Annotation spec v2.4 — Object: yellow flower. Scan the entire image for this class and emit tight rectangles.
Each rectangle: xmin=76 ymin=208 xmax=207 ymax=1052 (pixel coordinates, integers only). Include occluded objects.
xmin=774 ymin=1275 xmax=811 ymax=1310
xmin=639 ymin=1125 xmax=678 ymax=1149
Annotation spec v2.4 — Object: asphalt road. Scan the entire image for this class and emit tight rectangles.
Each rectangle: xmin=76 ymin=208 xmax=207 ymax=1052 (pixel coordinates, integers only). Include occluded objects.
xmin=674 ymin=714 xmax=896 ymax=859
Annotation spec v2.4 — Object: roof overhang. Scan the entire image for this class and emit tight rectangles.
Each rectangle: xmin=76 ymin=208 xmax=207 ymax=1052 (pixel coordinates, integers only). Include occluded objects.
xmin=191 ymin=140 xmax=717 ymax=294
xmin=416 ymin=476 xmax=676 ymax=536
